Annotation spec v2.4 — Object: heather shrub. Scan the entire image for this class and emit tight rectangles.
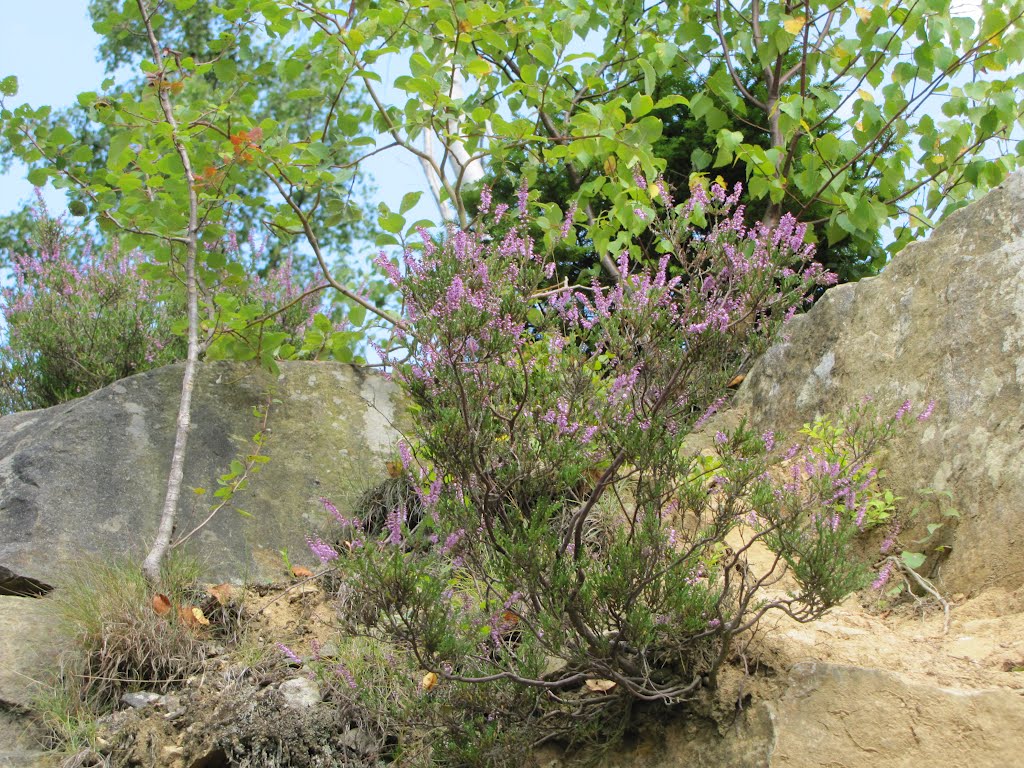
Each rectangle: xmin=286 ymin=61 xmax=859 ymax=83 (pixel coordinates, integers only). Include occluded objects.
xmin=0 ymin=201 xmax=185 ymax=413
xmin=301 ymin=180 xmax=933 ymax=758
xmin=0 ymin=201 xmax=328 ymax=414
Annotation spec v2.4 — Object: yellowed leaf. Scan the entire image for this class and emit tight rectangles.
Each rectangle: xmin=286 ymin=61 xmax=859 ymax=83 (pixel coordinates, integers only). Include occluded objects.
xmin=421 ymin=671 xmax=439 ymax=691
xmin=292 ymin=565 xmax=314 ymax=579
xmin=178 ymin=604 xmax=209 ymax=628
xmin=584 ymin=678 xmax=617 ymax=693
xmin=783 ymin=16 xmax=806 ymax=35
xmin=603 ymin=155 xmax=617 ymax=175
xmin=385 ymin=460 xmax=403 ymax=479
xmin=855 ymin=6 xmax=871 ymax=23
xmin=857 ymin=88 xmax=874 ymax=103
xmin=152 ymin=593 xmax=172 ymax=616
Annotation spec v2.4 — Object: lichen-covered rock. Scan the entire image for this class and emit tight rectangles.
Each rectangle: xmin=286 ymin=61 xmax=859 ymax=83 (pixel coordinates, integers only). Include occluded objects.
xmin=736 ymin=173 xmax=1024 ymax=595
xmin=0 ymin=361 xmax=408 ymax=589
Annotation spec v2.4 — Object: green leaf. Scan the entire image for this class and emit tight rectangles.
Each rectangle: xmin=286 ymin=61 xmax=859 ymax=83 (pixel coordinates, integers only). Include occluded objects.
xmin=901 ymin=551 xmax=926 ymax=570
xmin=379 ymin=211 xmax=405 ymax=234
xmin=630 ymin=93 xmax=654 ymax=118
xmin=0 ymin=75 xmax=17 ymax=96
xmin=399 ymin=191 xmax=422 ymax=214
xmin=348 ymin=303 xmax=367 ymax=327
xmin=638 ymin=58 xmax=656 ymax=96
xmin=27 ymin=167 xmax=49 ymax=186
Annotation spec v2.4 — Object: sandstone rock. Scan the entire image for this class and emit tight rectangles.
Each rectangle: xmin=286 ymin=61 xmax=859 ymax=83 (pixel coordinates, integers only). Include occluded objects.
xmin=551 ymin=662 xmax=1024 ymax=768
xmin=278 ymin=677 xmax=321 ymax=709
xmin=0 ymin=361 xmax=407 ymax=588
xmin=0 ymin=596 xmax=58 ymax=709
xmin=121 ymin=691 xmax=165 ymax=709
xmin=0 ymin=708 xmax=58 ymax=768
xmin=736 ymin=173 xmax=1024 ymax=595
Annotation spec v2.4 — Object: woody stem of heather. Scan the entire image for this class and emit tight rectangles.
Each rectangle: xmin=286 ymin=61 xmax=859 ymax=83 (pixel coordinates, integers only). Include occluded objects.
xmin=137 ymin=0 xmax=203 ymax=585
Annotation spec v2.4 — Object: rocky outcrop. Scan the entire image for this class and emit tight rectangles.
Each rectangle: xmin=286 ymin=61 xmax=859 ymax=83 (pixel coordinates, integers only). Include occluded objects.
xmin=736 ymin=173 xmax=1024 ymax=595
xmin=549 ymin=662 xmax=1024 ymax=768
xmin=0 ymin=361 xmax=406 ymax=754
xmin=0 ymin=361 xmax=407 ymax=589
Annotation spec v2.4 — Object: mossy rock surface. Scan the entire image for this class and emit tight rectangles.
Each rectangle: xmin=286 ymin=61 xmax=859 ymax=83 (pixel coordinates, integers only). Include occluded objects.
xmin=0 ymin=361 xmax=409 ymax=588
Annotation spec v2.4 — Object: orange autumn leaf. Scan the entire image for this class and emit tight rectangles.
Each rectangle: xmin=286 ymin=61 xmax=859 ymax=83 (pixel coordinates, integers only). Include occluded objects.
xmin=727 ymin=373 xmax=745 ymax=389
xmin=152 ymin=593 xmax=172 ymax=616
xmin=500 ymin=610 xmax=519 ymax=629
xmin=292 ymin=566 xmax=314 ymax=579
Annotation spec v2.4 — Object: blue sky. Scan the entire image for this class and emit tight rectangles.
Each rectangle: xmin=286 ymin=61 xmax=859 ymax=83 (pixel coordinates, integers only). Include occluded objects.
xmin=0 ymin=3 xmax=106 ymax=214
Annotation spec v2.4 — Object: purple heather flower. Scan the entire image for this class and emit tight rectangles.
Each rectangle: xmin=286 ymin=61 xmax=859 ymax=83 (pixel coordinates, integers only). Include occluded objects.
xmin=397 ymin=440 xmax=414 ymax=471
xmin=894 ymin=399 xmax=912 ymax=420
xmin=320 ymin=496 xmax=345 ymax=526
xmin=517 ymin=178 xmax=529 ymax=217
xmin=561 ymin=201 xmax=578 ymax=238
xmin=385 ymin=505 xmax=405 ymax=547
xmin=918 ymin=399 xmax=936 ymax=421
xmin=334 ymin=663 xmax=358 ymax=689
xmin=872 ymin=560 xmax=894 ymax=590
xmin=276 ymin=643 xmax=302 ymax=665
xmin=306 ymin=536 xmax=339 ymax=564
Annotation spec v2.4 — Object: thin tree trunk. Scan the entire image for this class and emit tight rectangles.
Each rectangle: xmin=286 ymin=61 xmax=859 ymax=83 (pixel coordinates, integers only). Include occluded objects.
xmin=136 ymin=0 xmax=203 ymax=585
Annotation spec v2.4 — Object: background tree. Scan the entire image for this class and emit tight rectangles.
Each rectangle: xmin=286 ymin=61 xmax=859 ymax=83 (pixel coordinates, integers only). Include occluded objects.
xmin=0 ymin=0 xmax=375 ymax=269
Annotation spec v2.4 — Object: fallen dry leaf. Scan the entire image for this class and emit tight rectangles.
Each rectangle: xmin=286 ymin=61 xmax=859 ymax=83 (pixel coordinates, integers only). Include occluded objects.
xmin=152 ymin=593 xmax=172 ymax=616
xmin=207 ymin=583 xmax=234 ymax=604
xmin=292 ymin=566 xmax=314 ymax=579
xmin=178 ymin=605 xmax=210 ymax=628
xmin=584 ymin=678 xmax=617 ymax=693
xmin=386 ymin=460 xmax=403 ymax=479
xmin=421 ymin=671 xmax=439 ymax=691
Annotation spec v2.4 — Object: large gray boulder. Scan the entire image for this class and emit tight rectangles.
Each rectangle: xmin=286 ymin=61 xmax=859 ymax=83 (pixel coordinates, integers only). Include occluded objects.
xmin=736 ymin=173 xmax=1024 ymax=595
xmin=0 ymin=361 xmax=407 ymax=590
